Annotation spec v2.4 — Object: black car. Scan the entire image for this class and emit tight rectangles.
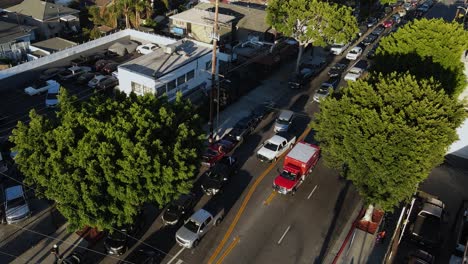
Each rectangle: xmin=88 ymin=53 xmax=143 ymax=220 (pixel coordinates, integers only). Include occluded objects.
xmin=62 ymin=252 xmax=83 ymax=264
xmin=251 ymin=100 xmax=276 ymax=120
xmin=77 ymin=72 xmax=95 ymax=84
xmin=39 ymin=68 xmax=66 ymax=81
xmin=105 ymin=225 xmax=138 ymax=255
xmin=328 ymin=59 xmax=349 ymax=77
xmin=71 ymin=55 xmax=93 ymax=67
xmin=361 ymin=34 xmax=378 ymax=46
xmin=300 ymin=59 xmax=327 ymax=76
xmin=367 ymin=44 xmax=379 ymax=59
xmin=288 ymin=67 xmax=315 ymax=89
xmin=162 ymin=193 xmax=196 ymax=225
xmin=228 ymin=115 xmax=258 ymax=141
xmin=201 ymin=156 xmax=238 ymax=195
xmin=367 ymin=17 xmax=378 ymax=28
xmin=371 ymin=25 xmax=386 ymax=36
xmin=96 ymin=77 xmax=118 ymax=90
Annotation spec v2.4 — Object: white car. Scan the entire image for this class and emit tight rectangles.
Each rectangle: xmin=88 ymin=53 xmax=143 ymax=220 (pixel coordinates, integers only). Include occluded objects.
xmin=5 ymin=185 xmax=31 ymax=224
xmin=346 ymin=47 xmax=363 ymax=60
xmin=45 ymin=85 xmax=60 ymax=107
xmin=24 ymin=79 xmax=59 ymax=96
xmin=330 ymin=43 xmax=350 ymax=55
xmin=88 ymin=75 xmax=109 ymax=88
xmin=136 ymin=43 xmax=159 ymax=55
xmin=344 ymin=67 xmax=364 ymax=81
xmin=256 ymin=133 xmax=296 ymax=162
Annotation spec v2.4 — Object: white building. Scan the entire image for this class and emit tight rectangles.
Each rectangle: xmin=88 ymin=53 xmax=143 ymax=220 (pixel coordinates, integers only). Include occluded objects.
xmin=117 ymin=39 xmax=217 ymax=101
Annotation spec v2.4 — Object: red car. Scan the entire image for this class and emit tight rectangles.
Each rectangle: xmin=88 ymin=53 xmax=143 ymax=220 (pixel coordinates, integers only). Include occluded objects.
xmin=201 ymin=139 xmax=236 ymax=167
xmin=383 ymin=19 xmax=394 ymax=28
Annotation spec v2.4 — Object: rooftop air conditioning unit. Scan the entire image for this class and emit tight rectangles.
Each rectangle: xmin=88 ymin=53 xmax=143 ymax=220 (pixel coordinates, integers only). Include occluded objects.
xmin=164 ymin=45 xmax=176 ymax=54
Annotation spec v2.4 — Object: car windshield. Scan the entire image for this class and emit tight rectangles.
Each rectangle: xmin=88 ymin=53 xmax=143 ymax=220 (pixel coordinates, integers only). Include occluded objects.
xmin=350 ymin=68 xmax=361 ymax=74
xmin=109 ymin=231 xmax=127 ymax=242
xmin=32 ymin=81 xmax=46 ymax=88
xmin=317 ymin=87 xmax=329 ymax=95
xmin=7 ymin=197 xmax=25 ymax=208
xmin=280 ymin=170 xmax=296 ymax=181
xmin=276 ymin=118 xmax=289 ymax=125
xmin=205 ymin=149 xmax=218 ymax=157
xmin=350 ymin=49 xmax=359 ymax=54
xmin=47 ymin=92 xmax=58 ymax=100
xmin=331 ymin=44 xmax=344 ymax=49
xmin=263 ymin=142 xmax=278 ymax=151
xmin=206 ymin=171 xmax=223 ymax=180
xmin=184 ymin=219 xmax=200 ymax=233
xmin=167 ymin=204 xmax=180 ymax=212
xmin=61 ymin=70 xmax=72 ymax=76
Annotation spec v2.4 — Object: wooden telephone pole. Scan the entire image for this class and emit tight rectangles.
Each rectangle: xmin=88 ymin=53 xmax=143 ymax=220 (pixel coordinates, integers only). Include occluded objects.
xmin=208 ymin=0 xmax=220 ymax=143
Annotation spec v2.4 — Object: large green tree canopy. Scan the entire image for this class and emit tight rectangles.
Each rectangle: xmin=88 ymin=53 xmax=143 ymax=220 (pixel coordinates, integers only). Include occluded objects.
xmin=10 ymin=90 xmax=205 ymax=230
xmin=314 ymin=73 xmax=465 ymax=210
xmin=266 ymin=0 xmax=358 ymax=72
xmin=375 ymin=18 xmax=468 ymax=96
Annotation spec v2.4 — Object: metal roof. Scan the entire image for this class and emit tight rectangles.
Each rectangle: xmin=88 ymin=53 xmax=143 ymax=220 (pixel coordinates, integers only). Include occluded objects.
xmin=287 ymin=142 xmax=319 ymax=164
xmin=119 ymin=39 xmax=211 ymax=79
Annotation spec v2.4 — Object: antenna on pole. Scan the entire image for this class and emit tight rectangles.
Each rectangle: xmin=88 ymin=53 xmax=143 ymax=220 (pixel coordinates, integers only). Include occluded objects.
xmin=208 ymin=0 xmax=220 ymax=143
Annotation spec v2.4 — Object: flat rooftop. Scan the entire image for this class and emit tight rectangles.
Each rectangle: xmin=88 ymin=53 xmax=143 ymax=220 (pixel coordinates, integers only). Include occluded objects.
xmin=119 ymin=40 xmax=211 ymax=78
xmin=170 ymin=8 xmax=235 ymax=27
xmin=31 ymin=37 xmax=77 ymax=52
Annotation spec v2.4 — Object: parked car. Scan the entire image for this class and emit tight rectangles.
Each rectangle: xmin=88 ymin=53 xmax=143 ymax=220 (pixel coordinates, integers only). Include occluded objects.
xmin=102 ymin=62 xmax=119 ymax=74
xmin=367 ymin=44 xmax=379 ymax=59
xmin=344 ymin=60 xmax=368 ymax=82
xmin=77 ymin=72 xmax=95 ymax=84
xmin=409 ymin=195 xmax=445 ymax=249
xmin=39 ymin=68 xmax=66 ymax=81
xmin=300 ymin=59 xmax=327 ymax=76
xmin=58 ymin=66 xmax=91 ymax=81
xmin=71 ymin=55 xmax=93 ymax=67
xmin=367 ymin=17 xmax=378 ymax=28
xmin=407 ymin=250 xmax=434 ymax=264
xmin=201 ymin=147 xmax=224 ymax=168
xmin=250 ymin=100 xmax=276 ymax=120
xmin=274 ymin=110 xmax=294 ymax=133
xmin=162 ymin=193 xmax=196 ymax=226
xmin=371 ymin=25 xmax=386 ymax=36
xmin=62 ymin=252 xmax=83 ymax=264
xmin=24 ymin=79 xmax=59 ymax=96
xmin=383 ymin=19 xmax=395 ymax=28
xmin=201 ymin=156 xmax=238 ymax=195
xmin=88 ymin=75 xmax=108 ymax=88
xmin=136 ymin=43 xmax=159 ymax=54
xmin=288 ymin=67 xmax=314 ymax=89
xmin=104 ymin=225 xmax=137 ymax=255
xmin=96 ymin=76 xmax=118 ymax=90
xmin=361 ymin=34 xmax=378 ymax=46
xmin=45 ymin=85 xmax=60 ymax=107
xmin=346 ymin=46 xmax=363 ymax=60
xmin=5 ymin=185 xmax=31 ymax=224
xmin=227 ymin=115 xmax=258 ymax=142
xmin=328 ymin=59 xmax=349 ymax=77
xmin=330 ymin=42 xmax=350 ymax=55
xmin=313 ymin=77 xmax=340 ymax=102
xmin=417 ymin=3 xmax=430 ymax=12
xmin=391 ymin=13 xmax=401 ymax=24
xmin=257 ymin=132 xmax=297 ymax=162
xmin=403 ymin=2 xmax=412 ymax=10
xmin=175 ymin=199 xmax=225 ymax=248
xmin=95 ymin=60 xmax=114 ymax=72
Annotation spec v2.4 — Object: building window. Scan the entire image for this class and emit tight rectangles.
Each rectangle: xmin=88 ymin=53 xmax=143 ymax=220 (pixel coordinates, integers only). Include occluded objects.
xmin=187 ymin=70 xmax=195 ymax=81
xmin=177 ymin=75 xmax=186 ymax=86
xmin=205 ymin=61 xmax=212 ymax=71
xmin=167 ymin=80 xmax=176 ymax=91
xmin=131 ymin=82 xmax=153 ymax=95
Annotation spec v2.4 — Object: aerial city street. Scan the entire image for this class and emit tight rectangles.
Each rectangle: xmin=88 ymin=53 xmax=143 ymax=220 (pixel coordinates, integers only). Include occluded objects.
xmin=0 ymin=0 xmax=467 ymax=263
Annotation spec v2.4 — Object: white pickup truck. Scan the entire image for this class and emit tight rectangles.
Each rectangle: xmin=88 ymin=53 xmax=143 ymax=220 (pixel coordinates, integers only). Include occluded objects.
xmin=257 ymin=132 xmax=296 ymax=162
xmin=175 ymin=199 xmax=224 ymax=248
xmin=24 ymin=80 xmax=59 ymax=96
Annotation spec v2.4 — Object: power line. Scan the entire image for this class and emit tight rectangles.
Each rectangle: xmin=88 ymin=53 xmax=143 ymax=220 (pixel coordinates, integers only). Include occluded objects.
xmin=0 ymin=170 xmax=185 ymax=263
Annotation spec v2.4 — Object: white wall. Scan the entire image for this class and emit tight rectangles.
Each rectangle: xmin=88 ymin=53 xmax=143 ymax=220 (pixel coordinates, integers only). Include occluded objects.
xmin=448 ymin=118 xmax=468 ymax=159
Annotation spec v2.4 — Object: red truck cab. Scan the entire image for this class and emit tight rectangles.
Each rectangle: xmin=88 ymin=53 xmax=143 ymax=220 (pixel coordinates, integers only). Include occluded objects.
xmin=273 ymin=141 xmax=320 ymax=195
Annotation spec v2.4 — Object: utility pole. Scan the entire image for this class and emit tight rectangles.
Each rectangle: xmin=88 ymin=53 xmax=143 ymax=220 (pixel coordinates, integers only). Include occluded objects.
xmin=208 ymin=0 xmax=220 ymax=143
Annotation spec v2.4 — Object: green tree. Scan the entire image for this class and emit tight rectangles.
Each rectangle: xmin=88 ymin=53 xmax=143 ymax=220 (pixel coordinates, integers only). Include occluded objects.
xmin=266 ymin=0 xmax=358 ymax=73
xmin=313 ymin=73 xmax=465 ymax=211
xmin=135 ymin=0 xmax=153 ymax=28
xmin=116 ymin=0 xmax=135 ymax=29
xmin=375 ymin=18 xmax=468 ymax=97
xmin=10 ymin=90 xmax=205 ymax=230
xmin=83 ymin=27 xmax=103 ymax=40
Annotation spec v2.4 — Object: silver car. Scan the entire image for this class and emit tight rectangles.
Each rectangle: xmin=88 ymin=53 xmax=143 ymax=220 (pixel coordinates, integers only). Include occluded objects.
xmin=274 ymin=110 xmax=294 ymax=133
xmin=5 ymin=185 xmax=31 ymax=224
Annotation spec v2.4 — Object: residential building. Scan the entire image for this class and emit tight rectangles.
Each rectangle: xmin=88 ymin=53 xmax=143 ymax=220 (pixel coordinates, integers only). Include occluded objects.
xmin=117 ymin=39 xmax=221 ymax=102
xmin=4 ymin=0 xmax=80 ymax=40
xmin=169 ymin=2 xmax=271 ymax=44
xmin=0 ymin=19 xmax=36 ymax=63
xmin=28 ymin=37 xmax=77 ymax=60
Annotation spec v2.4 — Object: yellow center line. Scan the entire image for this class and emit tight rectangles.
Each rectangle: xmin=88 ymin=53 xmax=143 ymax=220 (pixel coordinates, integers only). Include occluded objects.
xmin=263 ymin=191 xmax=277 ymax=206
xmin=207 ymin=126 xmax=312 ymax=264
xmin=215 ymin=236 xmax=240 ymax=264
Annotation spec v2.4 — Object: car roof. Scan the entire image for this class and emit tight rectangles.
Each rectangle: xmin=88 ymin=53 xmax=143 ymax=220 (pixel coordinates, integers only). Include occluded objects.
xmin=278 ymin=110 xmax=294 ymax=119
xmin=268 ymin=135 xmax=287 ymax=145
xmin=48 ymin=85 xmax=60 ymax=93
xmin=5 ymin=185 xmax=24 ymax=200
xmin=190 ymin=209 xmax=212 ymax=224
xmin=68 ymin=66 xmax=82 ymax=71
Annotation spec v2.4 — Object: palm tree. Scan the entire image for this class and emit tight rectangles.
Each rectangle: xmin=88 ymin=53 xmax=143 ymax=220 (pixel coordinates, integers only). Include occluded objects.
xmin=116 ymin=0 xmax=134 ymax=29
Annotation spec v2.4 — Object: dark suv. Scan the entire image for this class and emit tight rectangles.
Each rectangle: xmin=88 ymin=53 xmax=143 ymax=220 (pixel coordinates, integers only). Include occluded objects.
xmin=201 ymin=156 xmax=238 ymax=195
xmin=162 ymin=193 xmax=197 ymax=225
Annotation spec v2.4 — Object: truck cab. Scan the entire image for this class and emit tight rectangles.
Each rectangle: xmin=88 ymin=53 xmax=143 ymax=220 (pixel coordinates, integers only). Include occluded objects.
xmin=175 ymin=200 xmax=224 ymax=248
xmin=273 ymin=142 xmax=320 ymax=195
